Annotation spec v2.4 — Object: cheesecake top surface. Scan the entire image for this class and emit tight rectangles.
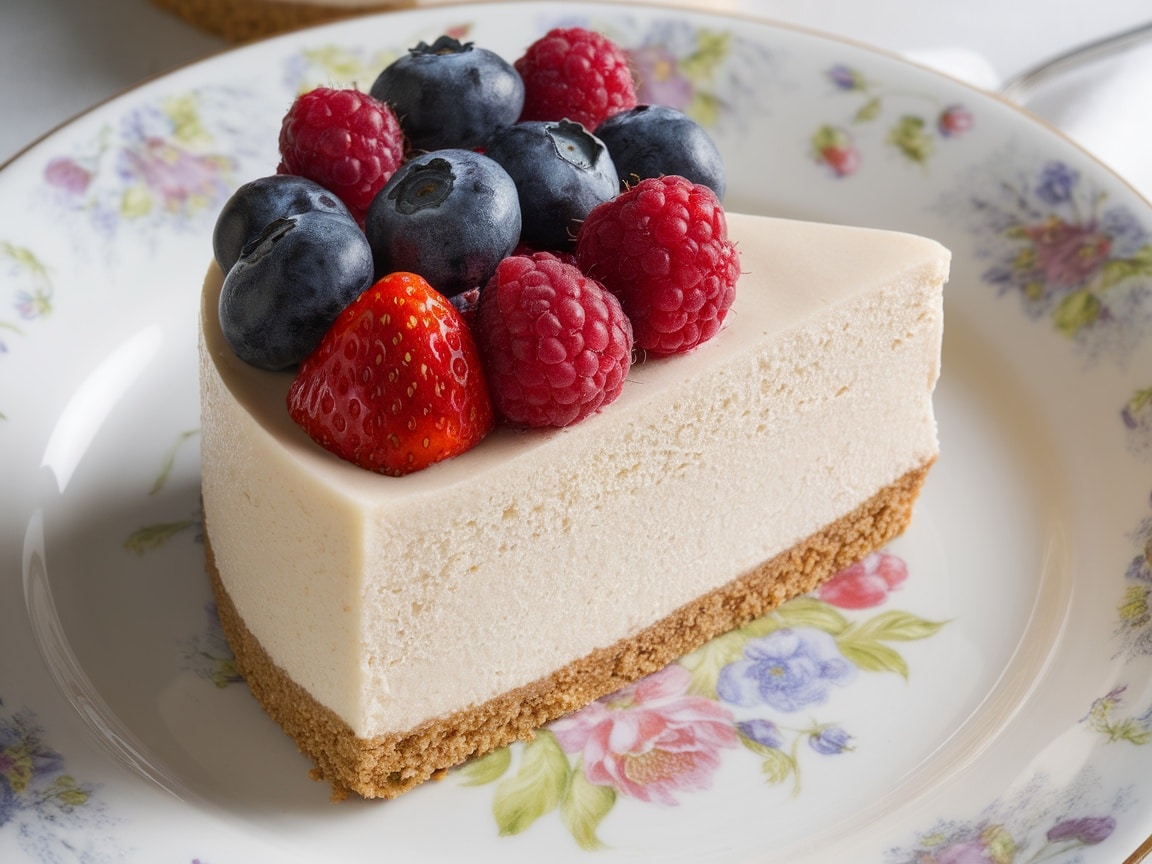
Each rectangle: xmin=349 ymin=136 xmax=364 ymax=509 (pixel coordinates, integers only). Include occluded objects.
xmin=201 ymin=212 xmax=950 ymax=502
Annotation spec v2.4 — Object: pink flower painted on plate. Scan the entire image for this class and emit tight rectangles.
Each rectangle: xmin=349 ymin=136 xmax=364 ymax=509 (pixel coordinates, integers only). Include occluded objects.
xmin=629 ymin=44 xmax=694 ymax=111
xmin=550 ymin=664 xmax=737 ymax=805
xmin=937 ymin=105 xmax=974 ymax=138
xmin=1022 ymin=217 xmax=1113 ymax=289
xmin=818 ymin=551 xmax=908 ymax=609
xmin=811 ymin=124 xmax=861 ymax=177
xmin=44 ymin=157 xmax=92 ymax=195
xmin=121 ymin=137 xmax=231 ymax=215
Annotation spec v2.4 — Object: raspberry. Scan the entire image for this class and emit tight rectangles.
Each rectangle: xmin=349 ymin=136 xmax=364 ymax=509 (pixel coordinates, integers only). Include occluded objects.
xmin=277 ymin=87 xmax=405 ymax=224
xmin=514 ymin=27 xmax=637 ymax=130
xmin=476 ymin=252 xmax=633 ymax=428
xmin=575 ymin=175 xmax=740 ymax=356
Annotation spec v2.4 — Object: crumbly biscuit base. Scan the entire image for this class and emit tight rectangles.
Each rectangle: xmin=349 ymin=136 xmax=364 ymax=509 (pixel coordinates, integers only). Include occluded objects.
xmin=208 ymin=460 xmax=933 ymax=799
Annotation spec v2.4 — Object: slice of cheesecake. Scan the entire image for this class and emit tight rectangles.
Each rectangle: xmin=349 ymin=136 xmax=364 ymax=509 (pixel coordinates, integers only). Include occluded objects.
xmin=198 ymin=212 xmax=949 ymax=799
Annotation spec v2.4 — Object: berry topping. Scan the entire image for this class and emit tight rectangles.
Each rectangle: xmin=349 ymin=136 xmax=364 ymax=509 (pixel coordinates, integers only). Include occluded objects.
xmin=277 ymin=87 xmax=405 ymax=224
xmin=476 ymin=252 xmax=633 ymax=427
xmin=364 ymin=149 xmax=521 ymax=297
xmin=514 ymin=27 xmax=637 ymax=130
xmin=485 ymin=119 xmax=618 ymax=250
xmin=287 ymin=272 xmax=494 ymax=476
xmin=369 ymin=35 xmax=524 ymax=152
xmin=219 ymin=210 xmax=374 ymax=371
xmin=574 ymin=175 xmax=740 ymax=356
xmin=213 ymin=174 xmax=353 ymax=273
xmin=595 ymin=105 xmax=727 ymax=200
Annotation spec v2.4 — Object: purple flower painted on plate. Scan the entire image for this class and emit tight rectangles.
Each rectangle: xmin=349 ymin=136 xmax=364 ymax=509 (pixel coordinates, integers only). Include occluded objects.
xmin=1036 ymin=160 xmax=1078 ymax=205
xmin=717 ymin=627 xmax=857 ymax=712
xmin=827 ymin=63 xmax=865 ymax=91
xmin=736 ymin=718 xmax=785 ymax=750
xmin=929 ymin=837 xmax=1000 ymax=864
xmin=808 ymin=725 xmax=853 ymax=755
xmin=1047 ymin=815 xmax=1116 ymax=845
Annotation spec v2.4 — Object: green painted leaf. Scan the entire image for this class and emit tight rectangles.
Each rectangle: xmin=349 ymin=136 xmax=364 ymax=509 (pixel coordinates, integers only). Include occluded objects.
xmin=760 ymin=748 xmax=795 ymax=786
xmin=681 ymin=629 xmax=750 ymax=698
xmin=1098 ymin=244 xmax=1152 ymax=291
xmin=124 ymin=519 xmax=198 ymax=555
xmin=150 ymin=429 xmax=200 ymax=494
xmin=1052 ymin=288 xmax=1101 ymax=336
xmin=680 ymin=29 xmax=730 ymax=78
xmin=560 ymin=767 xmax=616 ymax=850
xmin=455 ymin=745 xmax=511 ymax=786
xmin=773 ymin=597 xmax=850 ymax=635
xmin=838 ymin=638 xmax=909 ymax=679
xmin=854 ymin=96 xmax=882 ymax=124
xmin=886 ymin=115 xmax=934 ymax=164
xmin=844 ymin=610 xmax=948 ymax=643
xmin=493 ymin=731 xmax=571 ymax=836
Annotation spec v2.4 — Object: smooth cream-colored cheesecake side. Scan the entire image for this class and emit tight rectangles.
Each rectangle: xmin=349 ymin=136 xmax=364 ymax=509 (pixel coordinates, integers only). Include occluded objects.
xmin=199 ymin=213 xmax=948 ymax=742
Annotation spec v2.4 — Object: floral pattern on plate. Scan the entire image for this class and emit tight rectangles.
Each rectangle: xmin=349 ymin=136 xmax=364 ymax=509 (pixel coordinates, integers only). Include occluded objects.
xmin=812 ymin=64 xmax=973 ymax=177
xmin=41 ymin=89 xmax=259 ymax=239
xmin=458 ymin=552 xmax=944 ymax=849
xmin=964 ymin=159 xmax=1152 ymax=362
xmin=0 ymin=699 xmax=117 ymax=864
xmin=1124 ymin=386 xmax=1152 ymax=458
xmin=0 ymin=243 xmax=52 ymax=420
xmin=886 ymin=769 xmax=1121 ymax=864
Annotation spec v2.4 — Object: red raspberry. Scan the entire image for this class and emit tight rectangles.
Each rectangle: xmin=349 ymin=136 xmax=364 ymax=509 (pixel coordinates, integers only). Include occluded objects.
xmin=575 ymin=175 xmax=740 ymax=356
xmin=514 ymin=27 xmax=637 ymax=130
xmin=277 ymin=87 xmax=405 ymax=224
xmin=476 ymin=252 xmax=633 ymax=428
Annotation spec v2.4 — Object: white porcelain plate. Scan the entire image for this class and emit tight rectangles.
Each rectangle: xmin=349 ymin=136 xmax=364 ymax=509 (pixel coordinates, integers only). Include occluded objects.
xmin=2 ymin=3 xmax=1151 ymax=862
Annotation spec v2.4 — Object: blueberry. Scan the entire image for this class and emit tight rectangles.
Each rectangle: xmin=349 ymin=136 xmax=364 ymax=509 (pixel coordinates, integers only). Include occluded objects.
xmin=212 ymin=174 xmax=354 ymax=273
xmin=595 ymin=105 xmax=726 ymax=200
xmin=364 ymin=150 xmax=521 ymax=297
xmin=219 ymin=210 xmax=373 ymax=371
xmin=369 ymin=35 xmax=524 ymax=152
xmin=485 ymin=120 xmax=618 ymax=250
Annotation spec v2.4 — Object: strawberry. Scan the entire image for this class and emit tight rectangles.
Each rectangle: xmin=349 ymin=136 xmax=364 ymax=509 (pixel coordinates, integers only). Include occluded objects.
xmin=287 ymin=272 xmax=494 ymax=476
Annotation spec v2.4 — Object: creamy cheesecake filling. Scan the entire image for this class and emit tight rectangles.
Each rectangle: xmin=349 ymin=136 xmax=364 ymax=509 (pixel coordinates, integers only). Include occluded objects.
xmin=199 ymin=213 xmax=948 ymax=741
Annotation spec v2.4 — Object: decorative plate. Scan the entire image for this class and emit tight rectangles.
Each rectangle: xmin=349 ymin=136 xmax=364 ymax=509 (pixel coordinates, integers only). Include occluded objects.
xmin=2 ymin=2 xmax=1150 ymax=862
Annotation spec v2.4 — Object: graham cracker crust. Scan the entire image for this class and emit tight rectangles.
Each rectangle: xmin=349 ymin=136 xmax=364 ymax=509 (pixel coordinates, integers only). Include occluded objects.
xmin=207 ymin=460 xmax=933 ymax=799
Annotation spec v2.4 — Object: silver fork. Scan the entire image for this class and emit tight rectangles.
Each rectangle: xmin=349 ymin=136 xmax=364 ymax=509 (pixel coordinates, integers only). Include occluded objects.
xmin=999 ymin=19 xmax=1152 ymax=102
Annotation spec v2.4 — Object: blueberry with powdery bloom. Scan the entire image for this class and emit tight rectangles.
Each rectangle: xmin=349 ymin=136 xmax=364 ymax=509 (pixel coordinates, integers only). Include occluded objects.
xmin=213 ymin=174 xmax=354 ymax=273
xmin=595 ymin=104 xmax=726 ymax=200
xmin=485 ymin=119 xmax=618 ymax=250
xmin=369 ymin=35 xmax=524 ymax=152
xmin=364 ymin=149 xmax=521 ymax=298
xmin=219 ymin=210 xmax=373 ymax=370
